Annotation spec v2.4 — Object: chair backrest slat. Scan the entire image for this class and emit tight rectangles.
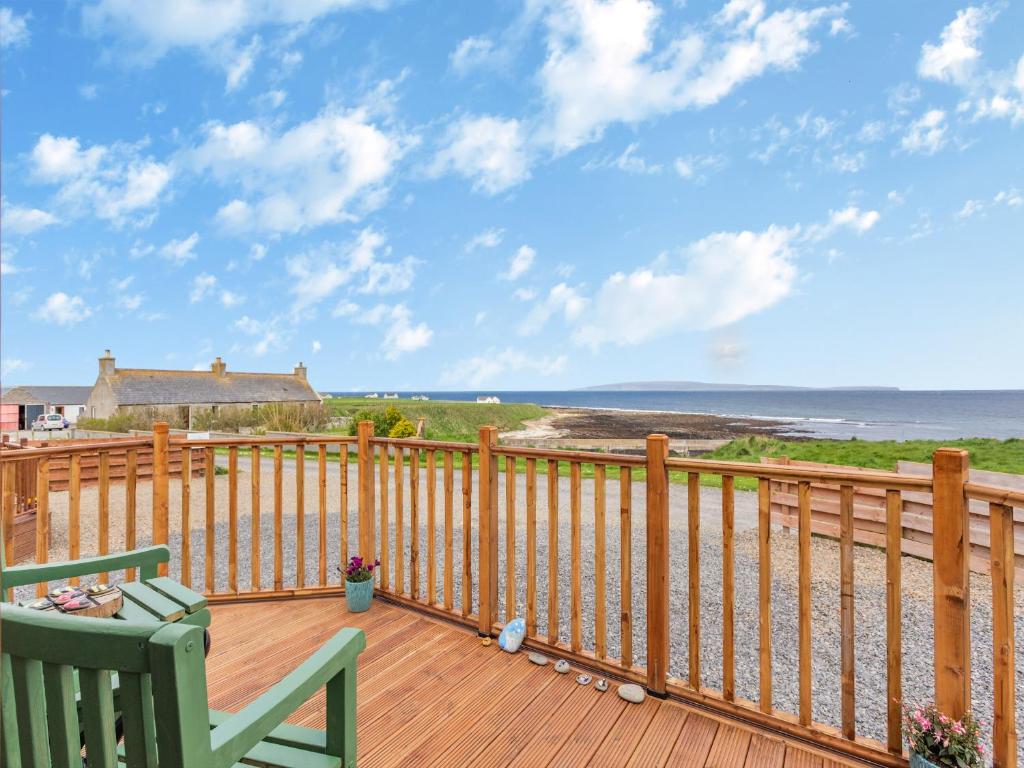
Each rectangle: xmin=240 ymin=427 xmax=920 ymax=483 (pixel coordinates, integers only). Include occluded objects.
xmin=10 ymin=656 xmax=50 ymax=767
xmin=119 ymin=671 xmax=160 ymax=767
xmin=41 ymin=663 xmax=81 ymax=768
xmin=1 ymin=654 xmax=24 ymax=768
xmin=78 ymin=668 xmax=119 ymax=768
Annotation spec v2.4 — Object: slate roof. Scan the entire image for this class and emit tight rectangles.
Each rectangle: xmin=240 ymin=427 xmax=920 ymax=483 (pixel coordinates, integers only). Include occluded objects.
xmin=106 ymin=369 xmax=320 ymax=406
xmin=1 ymin=386 xmax=94 ymax=405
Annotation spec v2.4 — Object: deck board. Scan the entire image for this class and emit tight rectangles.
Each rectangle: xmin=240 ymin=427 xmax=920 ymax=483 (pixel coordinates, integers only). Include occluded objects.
xmin=203 ymin=596 xmax=874 ymax=767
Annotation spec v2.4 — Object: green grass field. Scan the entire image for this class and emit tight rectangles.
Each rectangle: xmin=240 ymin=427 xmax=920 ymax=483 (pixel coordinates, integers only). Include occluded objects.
xmin=323 ymin=397 xmax=548 ymax=442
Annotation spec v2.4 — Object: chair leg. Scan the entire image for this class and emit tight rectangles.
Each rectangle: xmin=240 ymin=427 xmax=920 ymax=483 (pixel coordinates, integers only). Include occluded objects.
xmin=325 ymin=664 xmax=357 ymax=767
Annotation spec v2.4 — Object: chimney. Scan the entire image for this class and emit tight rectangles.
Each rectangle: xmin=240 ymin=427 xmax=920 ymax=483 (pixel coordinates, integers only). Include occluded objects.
xmin=211 ymin=356 xmax=227 ymax=377
xmin=294 ymin=362 xmax=307 ymax=381
xmin=99 ymin=349 xmax=115 ymax=377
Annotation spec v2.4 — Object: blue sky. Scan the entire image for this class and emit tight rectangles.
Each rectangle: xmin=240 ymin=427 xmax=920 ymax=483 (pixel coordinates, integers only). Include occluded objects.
xmin=1 ymin=0 xmax=1022 ymax=392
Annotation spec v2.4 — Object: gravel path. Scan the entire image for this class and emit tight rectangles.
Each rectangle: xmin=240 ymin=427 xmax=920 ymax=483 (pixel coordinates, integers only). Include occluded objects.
xmin=20 ymin=458 xmax=1024 ymax=755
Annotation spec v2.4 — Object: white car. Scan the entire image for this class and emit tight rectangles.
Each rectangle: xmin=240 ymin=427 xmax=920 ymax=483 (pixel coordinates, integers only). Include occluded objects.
xmin=32 ymin=413 xmax=70 ymax=430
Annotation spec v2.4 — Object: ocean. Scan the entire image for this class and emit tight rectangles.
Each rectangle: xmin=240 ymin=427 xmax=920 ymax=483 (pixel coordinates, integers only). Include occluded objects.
xmin=330 ymin=390 xmax=1024 ymax=441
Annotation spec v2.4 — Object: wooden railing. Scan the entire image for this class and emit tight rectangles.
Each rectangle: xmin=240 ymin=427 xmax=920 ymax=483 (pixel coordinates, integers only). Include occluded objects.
xmin=1 ymin=423 xmax=1018 ymax=767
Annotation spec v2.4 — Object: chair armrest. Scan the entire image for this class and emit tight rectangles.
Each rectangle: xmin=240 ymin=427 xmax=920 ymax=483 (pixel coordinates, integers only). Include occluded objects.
xmin=209 ymin=627 xmax=365 ymax=768
xmin=1 ymin=546 xmax=170 ymax=591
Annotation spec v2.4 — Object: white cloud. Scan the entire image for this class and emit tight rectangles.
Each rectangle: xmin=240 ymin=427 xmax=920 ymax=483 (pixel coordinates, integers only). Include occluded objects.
xmin=161 ymin=232 xmax=200 ymax=264
xmin=312 ymin=339 xmax=322 ymax=353
xmin=0 ymin=246 xmax=20 ymax=275
xmin=500 ymin=245 xmax=535 ymax=281
xmin=2 ymin=200 xmax=58 ymax=234
xmin=193 ymin=104 xmax=411 ymax=234
xmin=831 ymin=151 xmax=866 ymax=174
xmin=520 ymin=283 xmax=588 ymax=336
xmin=994 ymin=188 xmax=1023 ymax=207
xmin=1 ymin=357 xmax=30 ymax=379
xmin=79 ymin=83 xmax=99 ymax=100
xmin=918 ymin=6 xmax=991 ymax=86
xmin=857 ymin=120 xmax=887 ymax=143
xmin=382 ymin=305 xmax=432 ymax=359
xmin=29 ymin=134 xmax=172 ymax=226
xmin=34 ymin=292 xmax=92 ymax=326
xmin=955 ymin=199 xmax=984 ymax=220
xmin=256 ymin=89 xmax=287 ymax=110
xmin=431 ymin=114 xmax=531 ymax=195
xmin=189 ymin=272 xmax=217 ymax=302
xmin=450 ymin=36 xmax=497 ymax=75
xmin=0 ymin=7 xmax=30 ymax=49
xmin=220 ymin=290 xmax=244 ymax=307
xmin=673 ymin=153 xmax=726 ymax=181
xmin=474 ymin=311 xmax=487 ymax=326
xmin=465 ymin=228 xmax=505 ymax=252
xmin=538 ymin=0 xmax=847 ymax=153
xmin=584 ymin=142 xmax=662 ymax=174
xmin=514 ymin=288 xmax=537 ymax=302
xmin=225 ymin=35 xmax=260 ymax=92
xmin=114 ymin=292 xmax=144 ymax=311
xmin=441 ymin=347 xmax=567 ymax=388
xmin=901 ymin=109 xmax=947 ymax=155
xmin=804 ymin=206 xmax=881 ymax=241
xmin=233 ymin=314 xmax=285 ymax=356
xmin=887 ymin=189 xmax=907 ymax=206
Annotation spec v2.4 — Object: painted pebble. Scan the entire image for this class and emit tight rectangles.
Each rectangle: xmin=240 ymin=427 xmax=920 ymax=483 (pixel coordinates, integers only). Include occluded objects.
xmin=498 ymin=617 xmax=526 ymax=653
xmin=528 ymin=652 xmax=549 ymax=666
xmin=595 ymin=679 xmax=609 ymax=692
xmin=576 ymin=674 xmax=592 ymax=685
xmin=617 ymin=683 xmax=646 ymax=704
xmin=554 ymin=659 xmax=571 ymax=674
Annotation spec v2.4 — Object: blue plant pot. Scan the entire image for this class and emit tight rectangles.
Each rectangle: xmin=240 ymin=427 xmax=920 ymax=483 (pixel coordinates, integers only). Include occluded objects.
xmin=345 ymin=578 xmax=374 ymax=612
xmin=910 ymin=752 xmax=941 ymax=768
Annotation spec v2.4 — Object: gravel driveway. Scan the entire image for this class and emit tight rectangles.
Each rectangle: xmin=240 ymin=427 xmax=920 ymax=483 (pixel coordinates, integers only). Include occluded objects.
xmin=21 ymin=456 xmax=1024 ymax=754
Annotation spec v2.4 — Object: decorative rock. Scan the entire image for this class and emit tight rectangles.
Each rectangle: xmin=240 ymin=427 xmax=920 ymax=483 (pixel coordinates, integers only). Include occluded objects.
xmin=617 ymin=684 xmax=646 ymax=704
xmin=554 ymin=659 xmax=571 ymax=674
xmin=575 ymin=674 xmax=592 ymax=686
xmin=481 ymin=637 xmax=492 ymax=647
xmin=498 ymin=618 xmax=526 ymax=653
xmin=595 ymin=679 xmax=609 ymax=692
xmin=528 ymin=652 xmax=550 ymax=666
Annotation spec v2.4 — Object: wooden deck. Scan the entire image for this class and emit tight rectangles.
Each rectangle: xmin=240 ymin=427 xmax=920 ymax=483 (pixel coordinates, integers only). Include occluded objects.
xmin=206 ymin=596 xmax=868 ymax=767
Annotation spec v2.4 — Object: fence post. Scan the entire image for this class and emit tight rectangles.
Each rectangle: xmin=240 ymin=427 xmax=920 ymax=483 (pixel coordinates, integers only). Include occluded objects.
xmin=932 ymin=448 xmax=971 ymax=718
xmin=357 ymin=421 xmax=375 ymax=566
xmin=152 ymin=422 xmax=169 ymax=576
xmin=478 ymin=426 xmax=499 ymax=636
xmin=646 ymin=433 xmax=670 ymax=697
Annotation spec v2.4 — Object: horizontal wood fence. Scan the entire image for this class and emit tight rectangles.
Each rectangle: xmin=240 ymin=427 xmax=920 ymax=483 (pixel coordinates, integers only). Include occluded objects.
xmin=765 ymin=456 xmax=1024 ymax=578
xmin=2 ymin=423 xmax=1019 ymax=767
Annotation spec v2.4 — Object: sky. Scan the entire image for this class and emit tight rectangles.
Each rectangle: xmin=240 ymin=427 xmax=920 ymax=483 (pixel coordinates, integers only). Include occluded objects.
xmin=1 ymin=0 xmax=1022 ymax=392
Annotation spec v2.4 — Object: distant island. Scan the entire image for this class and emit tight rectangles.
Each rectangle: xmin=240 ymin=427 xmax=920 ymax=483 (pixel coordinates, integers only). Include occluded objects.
xmin=578 ymin=381 xmax=900 ymax=392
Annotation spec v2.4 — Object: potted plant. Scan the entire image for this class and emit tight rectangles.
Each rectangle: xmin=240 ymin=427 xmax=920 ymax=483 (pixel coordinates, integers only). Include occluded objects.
xmin=343 ymin=556 xmax=379 ymax=613
xmin=902 ymin=703 xmax=985 ymax=768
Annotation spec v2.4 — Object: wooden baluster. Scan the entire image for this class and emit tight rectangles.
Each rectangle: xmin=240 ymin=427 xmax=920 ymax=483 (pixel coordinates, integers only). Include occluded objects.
xmin=274 ymin=445 xmax=283 ymax=591
xmin=340 ymin=443 xmax=348 ymax=577
xmin=594 ymin=464 xmax=607 ymax=660
xmin=990 ymin=501 xmax=1017 ymax=767
xmin=2 ymin=463 xmax=13 ymax=600
xmin=505 ymin=456 xmax=516 ymax=621
xmin=395 ymin=447 xmax=405 ymax=595
xmin=646 ymin=435 xmax=669 ymax=696
xmin=251 ymin=446 xmax=261 ymax=592
xmin=932 ymin=448 xmax=971 ymax=718
xmin=547 ymin=459 xmax=559 ymax=645
xmin=124 ymin=449 xmax=137 ymax=581
xmin=296 ymin=444 xmax=306 ymax=589
xmin=570 ymin=462 xmax=582 ymax=653
xmin=688 ymin=471 xmax=701 ymax=690
xmin=722 ymin=475 xmax=735 ymax=701
xmin=410 ymin=449 xmax=419 ymax=599
xmin=228 ymin=447 xmax=238 ymax=593
xmin=885 ymin=489 xmax=903 ymax=753
xmin=68 ymin=455 xmax=81 ymax=586
xmin=443 ymin=451 xmax=454 ymax=610
xmin=620 ymin=466 xmax=632 ymax=668
xmin=152 ymin=423 xmax=169 ymax=576
xmin=378 ymin=444 xmax=388 ymax=590
xmin=758 ymin=477 xmax=772 ymax=713
xmin=98 ymin=452 xmax=110 ymax=583
xmin=205 ymin=447 xmax=215 ymax=593
xmin=526 ymin=458 xmax=537 ymax=637
xmin=356 ymin=421 xmax=374 ymax=566
xmin=798 ymin=480 xmax=813 ymax=726
xmin=35 ymin=458 xmax=50 ymax=597
xmin=427 ymin=449 xmax=437 ymax=605
xmin=319 ymin=444 xmax=327 ymax=587
xmin=180 ymin=448 xmax=191 ymax=589
xmin=464 ymin=448 xmax=476 ymax=620
xmin=840 ymin=484 xmax=855 ymax=739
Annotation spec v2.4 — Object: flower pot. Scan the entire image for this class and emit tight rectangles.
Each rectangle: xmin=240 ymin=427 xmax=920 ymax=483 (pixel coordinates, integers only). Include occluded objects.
xmin=910 ymin=752 xmax=942 ymax=768
xmin=345 ymin=578 xmax=374 ymax=612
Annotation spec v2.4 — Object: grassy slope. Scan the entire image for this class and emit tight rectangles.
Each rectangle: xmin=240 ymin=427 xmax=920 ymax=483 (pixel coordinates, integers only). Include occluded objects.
xmin=323 ymin=397 xmax=548 ymax=442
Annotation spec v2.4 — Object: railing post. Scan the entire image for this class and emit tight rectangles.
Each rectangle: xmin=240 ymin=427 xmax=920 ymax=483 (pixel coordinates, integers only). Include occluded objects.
xmin=478 ymin=426 xmax=499 ymax=636
xmin=932 ymin=447 xmax=971 ymax=718
xmin=646 ymin=433 xmax=669 ymax=697
xmin=357 ymin=421 xmax=375 ymax=565
xmin=152 ymin=422 xmax=169 ymax=576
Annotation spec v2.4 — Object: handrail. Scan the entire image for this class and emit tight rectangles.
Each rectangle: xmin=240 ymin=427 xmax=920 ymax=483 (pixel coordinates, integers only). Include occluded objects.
xmin=0 ymin=438 xmax=153 ymax=462
xmin=667 ymin=456 xmax=934 ymax=491
xmin=369 ymin=437 xmax=476 ymax=451
xmin=168 ymin=435 xmax=356 ymax=447
xmin=964 ymin=481 xmax=1024 ymax=507
xmin=492 ymin=444 xmax=645 ymax=466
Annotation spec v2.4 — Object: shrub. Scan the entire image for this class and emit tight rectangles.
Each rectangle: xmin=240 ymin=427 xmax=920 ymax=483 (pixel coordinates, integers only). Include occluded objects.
xmin=347 ymin=405 xmax=407 ymax=437
xmin=388 ymin=418 xmax=416 ymax=438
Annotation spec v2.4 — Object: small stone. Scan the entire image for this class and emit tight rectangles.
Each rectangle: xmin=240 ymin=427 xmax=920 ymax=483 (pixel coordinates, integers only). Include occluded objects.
xmin=595 ymin=679 xmax=609 ymax=692
xmin=528 ymin=652 xmax=549 ymax=666
xmin=554 ymin=659 xmax=571 ymax=674
xmin=481 ymin=637 xmax=492 ymax=647
xmin=617 ymin=684 xmax=646 ymax=704
xmin=575 ymin=674 xmax=592 ymax=685
xmin=498 ymin=618 xmax=526 ymax=653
